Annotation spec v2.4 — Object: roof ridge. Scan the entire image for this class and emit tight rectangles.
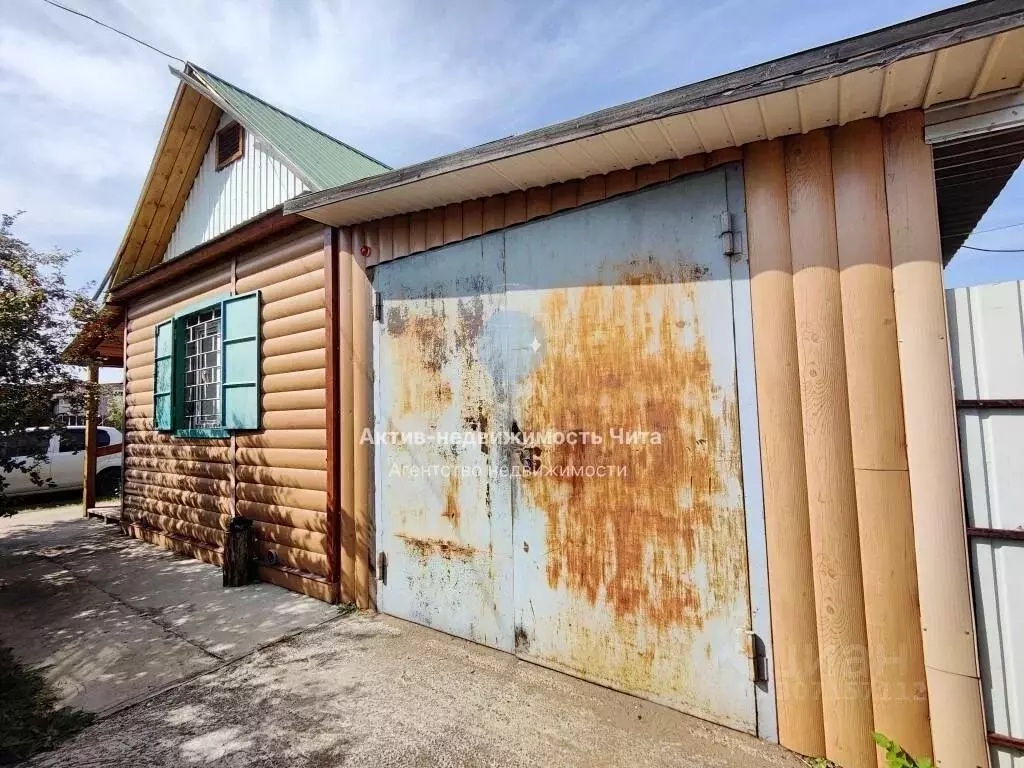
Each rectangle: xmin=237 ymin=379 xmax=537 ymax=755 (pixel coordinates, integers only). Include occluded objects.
xmin=184 ymin=62 xmax=391 ymax=171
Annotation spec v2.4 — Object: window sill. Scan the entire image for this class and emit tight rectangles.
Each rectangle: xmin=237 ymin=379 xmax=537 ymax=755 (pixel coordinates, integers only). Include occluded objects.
xmin=173 ymin=428 xmax=231 ymax=439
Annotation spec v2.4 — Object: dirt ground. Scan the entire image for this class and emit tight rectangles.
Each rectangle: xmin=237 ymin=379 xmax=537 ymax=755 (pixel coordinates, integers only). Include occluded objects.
xmin=3 ymin=503 xmax=805 ymax=768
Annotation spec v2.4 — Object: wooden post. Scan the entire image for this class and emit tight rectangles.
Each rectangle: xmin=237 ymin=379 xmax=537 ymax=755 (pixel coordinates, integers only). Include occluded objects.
xmin=743 ymin=140 xmax=826 ymax=757
xmin=82 ymin=363 xmax=99 ymax=516
xmin=351 ymin=228 xmax=373 ymax=610
xmin=338 ymin=228 xmax=357 ymax=604
xmin=785 ymin=130 xmax=875 ymax=768
xmin=882 ymin=110 xmax=989 ymax=768
xmin=322 ymin=227 xmax=341 ymax=601
xmin=832 ymin=119 xmax=932 ymax=764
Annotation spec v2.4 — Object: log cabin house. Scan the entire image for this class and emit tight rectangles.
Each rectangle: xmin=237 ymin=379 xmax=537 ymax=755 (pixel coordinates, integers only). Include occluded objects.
xmin=69 ymin=3 xmax=1024 ymax=766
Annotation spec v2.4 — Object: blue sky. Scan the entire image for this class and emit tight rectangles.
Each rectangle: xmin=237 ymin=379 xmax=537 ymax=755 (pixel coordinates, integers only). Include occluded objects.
xmin=1 ymin=0 xmax=1021 ymax=297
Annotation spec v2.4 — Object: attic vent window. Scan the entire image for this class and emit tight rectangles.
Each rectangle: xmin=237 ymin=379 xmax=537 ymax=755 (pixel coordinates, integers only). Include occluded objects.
xmin=215 ymin=121 xmax=244 ymax=170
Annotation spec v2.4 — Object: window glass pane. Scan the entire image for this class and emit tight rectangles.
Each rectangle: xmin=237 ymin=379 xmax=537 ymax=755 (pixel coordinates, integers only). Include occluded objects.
xmin=60 ymin=430 xmax=86 ymax=453
xmin=96 ymin=429 xmax=110 ymax=448
xmin=1 ymin=431 xmax=51 ymax=459
xmin=182 ymin=305 xmax=222 ymax=429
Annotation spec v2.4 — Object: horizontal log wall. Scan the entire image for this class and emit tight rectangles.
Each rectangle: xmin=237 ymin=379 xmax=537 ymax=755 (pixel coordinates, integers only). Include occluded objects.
xmin=122 ymin=225 xmax=337 ymax=603
xmin=350 ymin=149 xmax=741 ymax=266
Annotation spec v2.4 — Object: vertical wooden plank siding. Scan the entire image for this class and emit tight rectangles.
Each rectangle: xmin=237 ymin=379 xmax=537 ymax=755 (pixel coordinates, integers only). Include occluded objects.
xmin=743 ymin=140 xmax=825 ymax=757
xmin=323 ymin=228 xmax=340 ymax=592
xmin=351 ymin=235 xmax=373 ymax=609
xmin=881 ymin=110 xmax=989 ymax=768
xmin=830 ymin=120 xmax=931 ymax=762
xmin=351 ymin=151 xmax=739 ymax=266
xmin=784 ymin=131 xmax=875 ymax=768
xmin=337 ymin=228 xmax=357 ymax=603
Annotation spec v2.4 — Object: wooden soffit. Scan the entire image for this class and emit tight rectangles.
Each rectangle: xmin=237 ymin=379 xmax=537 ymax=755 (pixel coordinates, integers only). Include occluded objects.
xmin=109 ymin=82 xmax=222 ymax=287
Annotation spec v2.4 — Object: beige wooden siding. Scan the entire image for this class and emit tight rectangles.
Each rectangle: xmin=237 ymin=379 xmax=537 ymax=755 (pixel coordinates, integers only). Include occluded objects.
xmin=122 ymin=226 xmax=335 ymax=602
xmin=349 ymin=150 xmax=737 ymax=266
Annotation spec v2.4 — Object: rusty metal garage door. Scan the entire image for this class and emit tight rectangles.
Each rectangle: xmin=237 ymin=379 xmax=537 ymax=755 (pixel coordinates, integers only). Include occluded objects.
xmin=374 ymin=168 xmax=761 ymax=733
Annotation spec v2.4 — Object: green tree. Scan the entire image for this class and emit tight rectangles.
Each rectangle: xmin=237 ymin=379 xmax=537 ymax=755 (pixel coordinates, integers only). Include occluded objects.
xmin=103 ymin=391 xmax=124 ymax=432
xmin=0 ymin=213 xmax=96 ymax=513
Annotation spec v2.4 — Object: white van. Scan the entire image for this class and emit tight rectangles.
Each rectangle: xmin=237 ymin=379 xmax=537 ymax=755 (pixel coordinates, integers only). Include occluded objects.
xmin=1 ymin=426 xmax=123 ymax=498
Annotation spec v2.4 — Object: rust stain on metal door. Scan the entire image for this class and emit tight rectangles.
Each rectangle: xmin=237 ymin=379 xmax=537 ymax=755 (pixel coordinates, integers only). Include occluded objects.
xmin=506 ymin=172 xmax=755 ymax=732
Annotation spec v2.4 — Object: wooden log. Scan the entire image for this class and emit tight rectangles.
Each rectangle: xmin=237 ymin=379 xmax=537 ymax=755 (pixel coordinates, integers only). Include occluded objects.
xmin=743 ymin=139 xmax=825 ymax=757
xmin=122 ymin=494 xmax=230 ymax=529
xmin=339 ymin=227 xmax=356 ymax=603
xmin=261 ymin=408 xmax=326 ymax=430
xmin=262 ymin=349 xmax=325 ymax=376
xmin=125 ymin=468 xmax=231 ymax=497
xmin=236 ymin=499 xmax=328 ymax=533
xmin=578 ymin=175 xmax=606 ymax=205
xmin=121 ymin=487 xmax=232 ymax=518
xmin=125 ymin=391 xmax=154 ymax=407
xmin=235 ymin=464 xmax=327 ymax=492
xmin=257 ymin=565 xmax=336 ymax=603
xmin=392 ymin=215 xmax=411 ymax=260
xmin=223 ymin=517 xmax=256 ymax=587
xmin=443 ymin=204 xmax=462 ymax=244
xmin=352 ymin=242 xmax=373 ymax=609
xmin=123 ymin=507 xmax=227 ymax=548
xmin=504 ymin=191 xmax=526 ymax=226
xmin=882 ymin=110 xmax=988 ymax=768
xmin=236 ymin=481 xmax=326 ymax=514
xmin=82 ymin=364 xmax=98 ymax=514
xmin=462 ymin=200 xmax=483 ymax=238
xmin=831 ymin=119 xmax=931 ymax=762
xmin=125 ymin=430 xmax=230 ymax=448
xmin=125 ymin=444 xmax=231 ymax=463
xmin=235 ymin=250 xmax=322 ymax=293
xmin=482 ymin=196 xmax=504 ymax=233
xmin=263 ymin=369 xmax=325 ymax=394
xmin=258 ymin=269 xmax=325 ymax=305
xmin=262 ymin=288 xmax=325 ymax=322
xmin=263 ymin=388 xmax=326 ymax=412
xmin=526 ymin=186 xmax=552 ymax=220
xmin=253 ymin=519 xmax=328 ymax=555
xmin=126 ymin=457 xmax=231 ymax=480
xmin=127 ymin=266 xmax=230 ymax=325
xmin=235 ymin=429 xmax=327 ymax=450
xmin=234 ymin=448 xmax=327 ymax=471
xmin=263 ymin=309 xmax=325 ymax=341
xmin=258 ymin=540 xmax=328 ymax=577
xmin=605 ymin=169 xmax=637 ymax=198
xmin=262 ymin=328 xmax=324 ymax=358
xmin=234 ymin=231 xmax=323 ymax=279
xmin=426 ymin=207 xmax=444 ymax=249
xmin=785 ymin=130 xmax=875 ymax=768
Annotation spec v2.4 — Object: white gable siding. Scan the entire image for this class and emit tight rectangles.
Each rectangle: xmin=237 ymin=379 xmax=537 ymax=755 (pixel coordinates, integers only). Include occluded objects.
xmin=162 ymin=113 xmax=308 ymax=262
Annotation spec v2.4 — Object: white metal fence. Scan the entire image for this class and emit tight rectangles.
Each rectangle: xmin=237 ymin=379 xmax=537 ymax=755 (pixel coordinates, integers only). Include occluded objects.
xmin=948 ymin=279 xmax=1024 ymax=767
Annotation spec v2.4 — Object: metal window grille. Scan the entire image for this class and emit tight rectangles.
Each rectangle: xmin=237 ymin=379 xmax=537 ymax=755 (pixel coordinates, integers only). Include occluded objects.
xmin=183 ymin=307 xmax=221 ymax=429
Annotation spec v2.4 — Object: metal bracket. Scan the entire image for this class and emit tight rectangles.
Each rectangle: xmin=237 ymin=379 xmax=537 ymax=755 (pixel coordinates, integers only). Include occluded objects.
xmin=377 ymin=551 xmax=388 ymax=585
xmin=374 ymin=291 xmax=383 ymax=323
xmin=752 ymin=632 xmax=769 ymax=683
xmin=719 ymin=211 xmax=741 ymax=257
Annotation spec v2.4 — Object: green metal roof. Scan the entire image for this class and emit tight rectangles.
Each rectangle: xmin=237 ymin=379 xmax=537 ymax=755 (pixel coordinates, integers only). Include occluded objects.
xmin=183 ymin=63 xmax=390 ymax=191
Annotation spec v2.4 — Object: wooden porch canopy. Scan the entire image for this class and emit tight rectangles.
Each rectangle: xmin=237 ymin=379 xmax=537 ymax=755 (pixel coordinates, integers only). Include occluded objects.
xmin=63 ymin=304 xmax=124 ymax=368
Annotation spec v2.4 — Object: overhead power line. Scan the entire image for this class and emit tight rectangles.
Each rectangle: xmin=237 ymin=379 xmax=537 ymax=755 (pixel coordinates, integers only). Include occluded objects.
xmin=961 ymin=245 xmax=1024 ymax=253
xmin=39 ymin=0 xmax=184 ymax=63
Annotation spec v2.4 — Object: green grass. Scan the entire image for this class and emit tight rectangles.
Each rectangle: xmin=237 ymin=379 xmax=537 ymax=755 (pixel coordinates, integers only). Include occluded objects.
xmin=0 ymin=645 xmax=94 ymax=764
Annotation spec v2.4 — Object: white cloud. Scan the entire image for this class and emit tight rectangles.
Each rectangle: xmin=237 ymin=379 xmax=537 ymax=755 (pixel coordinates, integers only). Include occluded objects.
xmin=2 ymin=0 xmax=989 ymax=295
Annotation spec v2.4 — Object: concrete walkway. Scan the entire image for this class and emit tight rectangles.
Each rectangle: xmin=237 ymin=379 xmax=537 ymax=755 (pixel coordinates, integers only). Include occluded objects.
xmin=0 ymin=504 xmax=338 ymax=715
xmin=2 ymin=504 xmax=805 ymax=768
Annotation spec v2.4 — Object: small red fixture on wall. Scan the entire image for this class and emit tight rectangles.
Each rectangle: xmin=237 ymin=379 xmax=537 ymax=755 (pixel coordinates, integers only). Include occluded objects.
xmin=360 ymin=245 xmax=371 ymax=258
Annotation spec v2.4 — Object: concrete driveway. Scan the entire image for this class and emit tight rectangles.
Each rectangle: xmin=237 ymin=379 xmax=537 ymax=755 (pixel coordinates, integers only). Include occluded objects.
xmin=1 ymin=504 xmax=804 ymax=768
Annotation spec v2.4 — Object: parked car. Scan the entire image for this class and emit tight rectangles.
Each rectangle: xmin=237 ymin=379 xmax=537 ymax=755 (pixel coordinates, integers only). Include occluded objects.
xmin=0 ymin=426 xmax=122 ymax=498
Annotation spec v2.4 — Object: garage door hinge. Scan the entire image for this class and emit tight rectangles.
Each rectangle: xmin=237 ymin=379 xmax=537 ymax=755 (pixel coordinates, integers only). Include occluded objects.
xmin=752 ymin=632 xmax=769 ymax=683
xmin=374 ymin=291 xmax=383 ymax=323
xmin=719 ymin=211 xmax=740 ymax=257
xmin=377 ymin=551 xmax=388 ymax=585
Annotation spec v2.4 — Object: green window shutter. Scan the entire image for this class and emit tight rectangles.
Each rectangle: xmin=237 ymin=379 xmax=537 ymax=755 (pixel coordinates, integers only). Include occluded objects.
xmin=153 ymin=319 xmax=175 ymax=431
xmin=221 ymin=291 xmax=260 ymax=430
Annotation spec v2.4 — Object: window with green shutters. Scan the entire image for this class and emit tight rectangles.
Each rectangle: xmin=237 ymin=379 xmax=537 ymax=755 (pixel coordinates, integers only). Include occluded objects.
xmin=151 ymin=290 xmax=261 ymax=437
